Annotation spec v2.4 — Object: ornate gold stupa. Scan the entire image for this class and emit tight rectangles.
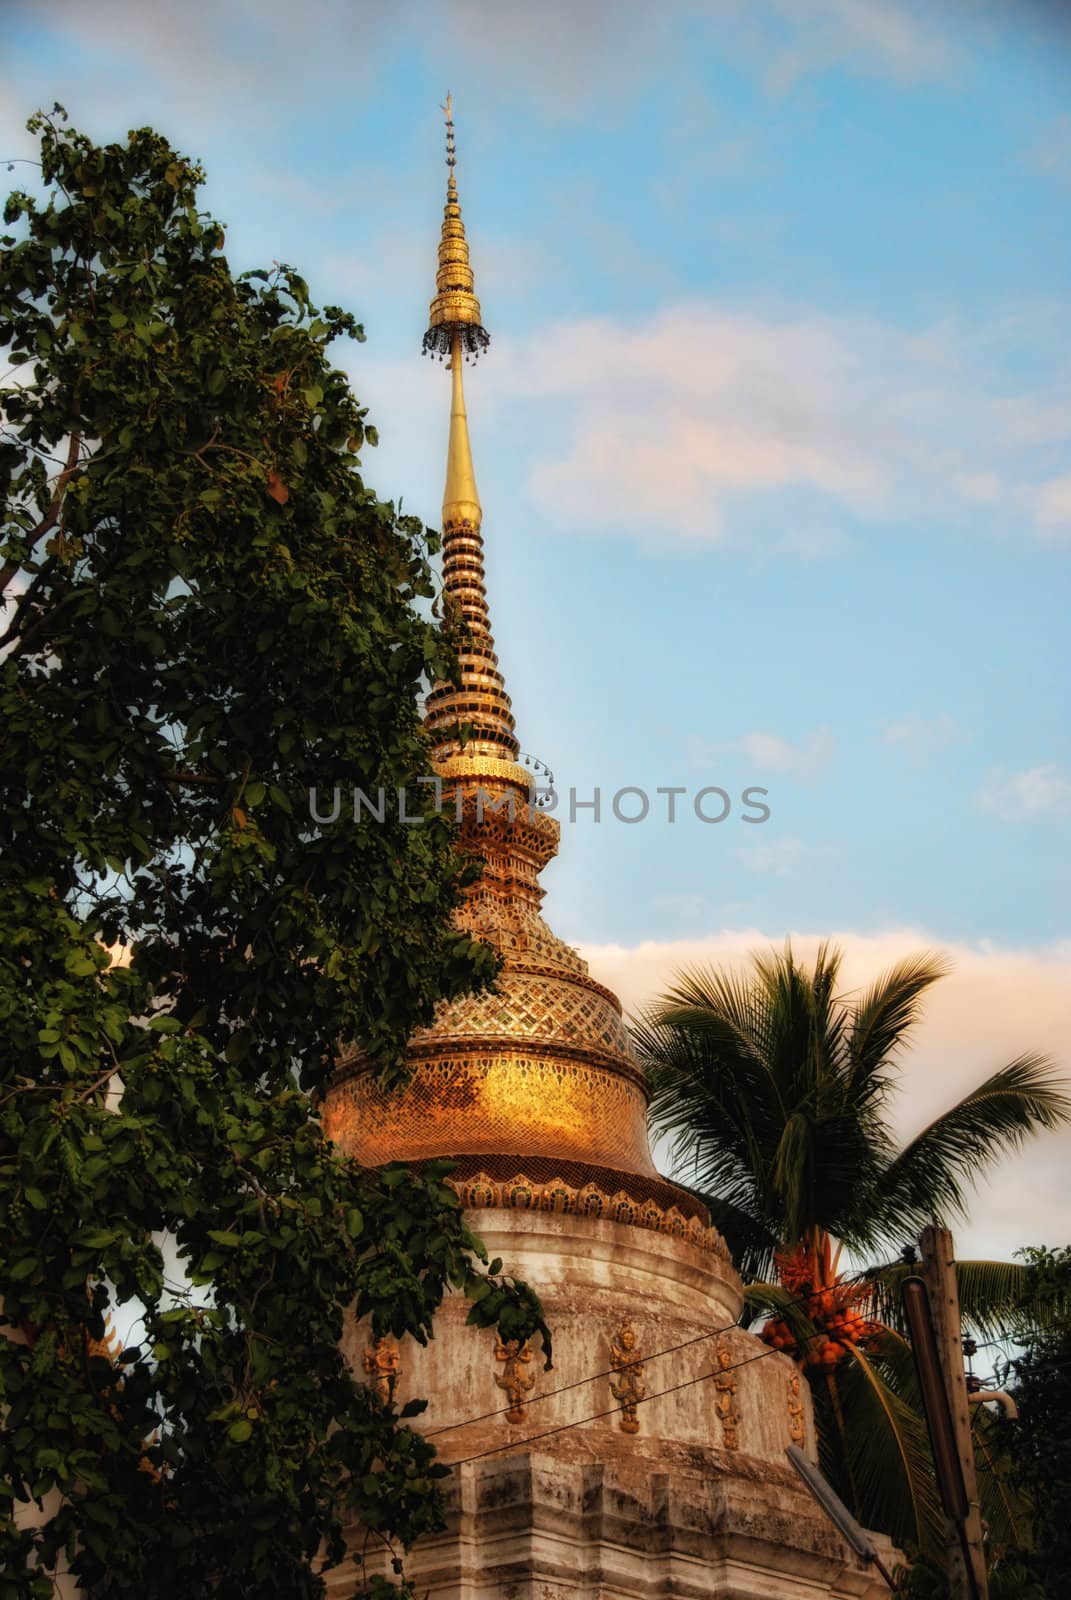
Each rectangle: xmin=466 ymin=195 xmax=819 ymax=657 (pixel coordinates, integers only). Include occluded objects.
xmin=324 ymin=109 xmax=891 ymax=1600
xmin=324 ymin=100 xmax=717 ymax=1249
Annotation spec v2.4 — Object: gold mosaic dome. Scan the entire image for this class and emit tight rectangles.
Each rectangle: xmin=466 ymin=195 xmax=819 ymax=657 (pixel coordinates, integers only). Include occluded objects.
xmin=323 ymin=103 xmax=718 ymax=1247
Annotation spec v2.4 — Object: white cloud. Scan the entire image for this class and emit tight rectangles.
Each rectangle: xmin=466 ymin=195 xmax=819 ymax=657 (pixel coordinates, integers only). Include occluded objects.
xmin=739 ymin=726 xmax=837 ymax=779
xmin=479 ymin=305 xmax=1071 ymax=546
xmin=975 ymin=764 xmax=1071 ymax=824
xmin=881 ymin=711 xmax=969 ymax=767
xmin=1036 ymin=473 xmax=1071 ymax=528
xmin=9 ymin=0 xmax=955 ymax=135
xmin=762 ymin=0 xmax=950 ymax=92
xmin=688 ymin=725 xmax=836 ymax=781
xmin=582 ymin=927 xmax=1071 ymax=1261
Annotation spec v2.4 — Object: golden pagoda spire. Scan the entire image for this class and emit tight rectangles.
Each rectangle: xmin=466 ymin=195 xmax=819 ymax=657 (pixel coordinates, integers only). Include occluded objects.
xmin=324 ymin=103 xmax=678 ymax=1234
xmin=422 ymin=93 xmax=490 ymax=365
xmin=423 ymin=96 xmax=518 ymax=763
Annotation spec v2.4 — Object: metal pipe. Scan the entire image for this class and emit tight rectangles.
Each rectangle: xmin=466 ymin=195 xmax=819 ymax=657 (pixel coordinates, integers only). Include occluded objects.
xmin=969 ymin=1390 xmax=1019 ymax=1421
xmin=900 ymin=1275 xmax=970 ymax=1522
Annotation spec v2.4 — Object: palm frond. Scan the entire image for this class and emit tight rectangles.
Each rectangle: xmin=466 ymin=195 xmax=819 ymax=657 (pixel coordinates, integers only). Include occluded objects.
xmin=771 ymin=1110 xmax=814 ymax=1245
xmin=867 ymin=1257 xmax=1068 ymax=1343
xmin=847 ymin=952 xmax=951 ymax=1100
xmin=877 ymin=1054 xmax=1071 ymax=1234
xmin=835 ymin=1343 xmax=944 ymax=1556
xmin=955 ymin=1259 xmax=1065 ymax=1342
xmin=752 ymin=941 xmax=841 ymax=1104
xmin=634 ymin=1013 xmax=779 ymax=1224
xmin=658 ymin=960 xmax=768 ymax=1036
xmin=741 ymin=1278 xmax=819 ymax=1344
xmin=972 ymin=1404 xmax=1030 ymax=1551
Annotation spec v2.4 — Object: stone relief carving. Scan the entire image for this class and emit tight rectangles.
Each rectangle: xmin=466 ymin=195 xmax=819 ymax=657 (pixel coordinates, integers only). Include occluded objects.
xmin=787 ymin=1372 xmax=806 ymax=1447
xmin=494 ymin=1336 xmax=536 ymax=1422
xmin=363 ymin=1335 xmax=401 ymax=1405
xmin=713 ymin=1339 xmax=740 ymax=1450
xmin=608 ymin=1317 xmax=646 ymax=1434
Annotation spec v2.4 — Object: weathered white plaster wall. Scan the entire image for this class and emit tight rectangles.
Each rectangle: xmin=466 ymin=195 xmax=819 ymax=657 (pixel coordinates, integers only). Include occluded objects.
xmin=340 ymin=1208 xmax=896 ymax=1599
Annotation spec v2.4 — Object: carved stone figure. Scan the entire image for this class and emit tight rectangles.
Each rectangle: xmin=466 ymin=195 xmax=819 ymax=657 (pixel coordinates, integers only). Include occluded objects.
xmin=787 ymin=1372 xmax=806 ymax=1447
xmin=713 ymin=1339 xmax=740 ymax=1450
xmin=609 ymin=1317 xmax=646 ymax=1434
xmin=362 ymin=1336 xmax=401 ymax=1406
xmin=495 ymin=1337 xmax=536 ymax=1423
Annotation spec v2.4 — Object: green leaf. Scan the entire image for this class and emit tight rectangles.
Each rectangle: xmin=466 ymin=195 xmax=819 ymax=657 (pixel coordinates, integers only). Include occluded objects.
xmin=148 ymin=1015 xmax=182 ymax=1034
xmin=0 ymin=108 xmax=537 ymax=1594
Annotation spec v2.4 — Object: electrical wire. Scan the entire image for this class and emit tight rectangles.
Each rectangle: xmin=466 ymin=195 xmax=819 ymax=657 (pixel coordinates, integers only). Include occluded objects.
xmin=446 ymin=1322 xmax=836 ymax=1468
xmin=425 ymin=1265 xmax=890 ymax=1443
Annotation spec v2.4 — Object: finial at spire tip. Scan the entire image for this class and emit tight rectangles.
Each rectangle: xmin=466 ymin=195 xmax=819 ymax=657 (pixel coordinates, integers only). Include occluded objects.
xmin=423 ymin=94 xmax=490 ymax=363
xmin=441 ymin=92 xmax=456 ymax=172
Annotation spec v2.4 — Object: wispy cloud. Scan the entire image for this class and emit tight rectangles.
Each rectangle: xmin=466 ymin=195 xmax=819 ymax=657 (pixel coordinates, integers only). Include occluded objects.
xmin=975 ymin=764 xmax=1071 ymax=824
xmin=485 ymin=304 xmax=1071 ymax=546
xmin=1036 ymin=473 xmax=1071 ymax=530
xmin=881 ymin=711 xmax=969 ymax=768
xmin=687 ymin=725 xmax=837 ymax=782
xmin=761 ymin=0 xmax=951 ymax=92
xmin=10 ymin=0 xmax=957 ymax=134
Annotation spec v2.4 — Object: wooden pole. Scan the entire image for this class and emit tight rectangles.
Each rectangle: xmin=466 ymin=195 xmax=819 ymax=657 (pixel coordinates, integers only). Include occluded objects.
xmin=920 ymin=1225 xmax=989 ymax=1600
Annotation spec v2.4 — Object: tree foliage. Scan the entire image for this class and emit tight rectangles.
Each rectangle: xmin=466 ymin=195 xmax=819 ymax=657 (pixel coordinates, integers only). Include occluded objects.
xmin=634 ymin=942 xmax=1069 ymax=1561
xmin=0 ymin=109 xmax=548 ymax=1598
xmin=1002 ymin=1246 xmax=1071 ymax=1595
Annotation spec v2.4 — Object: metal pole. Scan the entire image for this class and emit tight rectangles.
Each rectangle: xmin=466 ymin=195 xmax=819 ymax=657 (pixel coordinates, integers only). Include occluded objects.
xmin=920 ymin=1225 xmax=989 ymax=1600
xmin=785 ymin=1445 xmax=897 ymax=1590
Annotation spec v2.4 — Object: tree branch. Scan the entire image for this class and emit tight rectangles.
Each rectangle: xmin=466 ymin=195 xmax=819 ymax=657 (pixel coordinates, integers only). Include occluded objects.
xmin=0 ymin=431 xmax=82 ymax=597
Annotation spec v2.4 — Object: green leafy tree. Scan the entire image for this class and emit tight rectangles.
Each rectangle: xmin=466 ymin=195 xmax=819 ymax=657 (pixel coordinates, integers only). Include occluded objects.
xmin=1000 ymin=1245 xmax=1071 ymax=1594
xmin=0 ymin=109 xmax=548 ymax=1598
xmin=633 ymin=942 xmax=1069 ymax=1561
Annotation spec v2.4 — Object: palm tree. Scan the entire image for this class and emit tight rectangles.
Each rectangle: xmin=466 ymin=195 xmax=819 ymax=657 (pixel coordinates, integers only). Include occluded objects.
xmin=633 ymin=942 xmax=1069 ymax=1559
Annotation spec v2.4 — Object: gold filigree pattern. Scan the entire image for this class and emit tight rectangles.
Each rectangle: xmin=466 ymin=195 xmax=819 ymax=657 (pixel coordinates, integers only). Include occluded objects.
xmin=609 ymin=1319 xmax=646 ymax=1434
xmin=445 ymin=1166 xmax=730 ymax=1259
xmin=325 ymin=1053 xmax=655 ymax=1173
xmin=713 ymin=1340 xmax=740 ymax=1450
xmin=414 ymin=971 xmax=631 ymax=1055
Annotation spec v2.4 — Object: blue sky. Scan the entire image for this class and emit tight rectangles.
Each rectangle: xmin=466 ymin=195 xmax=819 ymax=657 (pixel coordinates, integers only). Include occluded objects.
xmin=4 ymin=0 xmax=1070 ymax=1249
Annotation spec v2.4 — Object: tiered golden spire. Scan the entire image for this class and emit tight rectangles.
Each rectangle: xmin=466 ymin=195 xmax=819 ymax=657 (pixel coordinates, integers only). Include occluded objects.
xmin=422 ymin=92 xmax=490 ymax=364
xmin=324 ymin=103 xmax=715 ymax=1246
xmin=422 ymin=95 xmax=518 ymax=764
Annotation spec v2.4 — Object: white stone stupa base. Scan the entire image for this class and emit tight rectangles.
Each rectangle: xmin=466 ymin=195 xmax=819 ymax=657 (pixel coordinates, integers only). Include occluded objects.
xmin=335 ymin=1209 xmax=896 ymax=1600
